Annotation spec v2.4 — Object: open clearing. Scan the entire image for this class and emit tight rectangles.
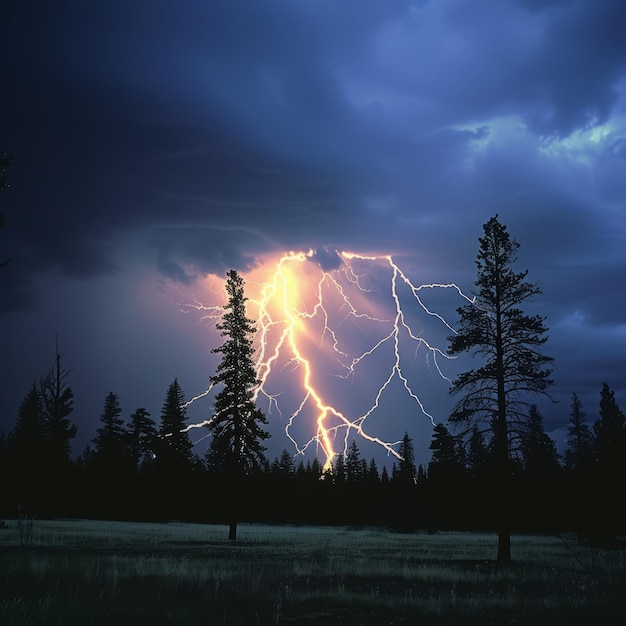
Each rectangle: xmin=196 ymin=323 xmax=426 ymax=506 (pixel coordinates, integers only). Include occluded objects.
xmin=1 ymin=519 xmax=625 ymax=625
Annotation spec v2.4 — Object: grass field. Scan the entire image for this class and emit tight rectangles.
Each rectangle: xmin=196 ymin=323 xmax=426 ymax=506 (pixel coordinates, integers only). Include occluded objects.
xmin=1 ymin=519 xmax=625 ymax=625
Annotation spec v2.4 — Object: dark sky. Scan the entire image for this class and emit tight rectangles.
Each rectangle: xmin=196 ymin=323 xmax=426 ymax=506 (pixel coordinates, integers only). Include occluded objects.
xmin=2 ymin=0 xmax=625 ymax=466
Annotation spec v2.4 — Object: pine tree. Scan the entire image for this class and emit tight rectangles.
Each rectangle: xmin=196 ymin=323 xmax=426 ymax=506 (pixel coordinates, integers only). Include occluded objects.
xmin=39 ymin=339 xmax=77 ymax=465
xmin=367 ymin=457 xmax=380 ymax=483
xmin=466 ymin=425 xmax=489 ymax=479
xmin=333 ymin=453 xmax=347 ymax=483
xmin=593 ymin=383 xmax=626 ymax=468
xmin=10 ymin=383 xmax=46 ymax=508
xmin=12 ymin=383 xmax=45 ymax=453
xmin=128 ymin=408 xmax=157 ymax=471
xmin=205 ymin=270 xmax=270 ymax=540
xmin=448 ymin=215 xmax=554 ymax=561
xmin=564 ymin=393 xmax=593 ymax=472
xmin=592 ymin=383 xmax=626 ymax=542
xmin=428 ymin=424 xmax=464 ymax=482
xmin=397 ymin=432 xmax=417 ymax=485
xmin=92 ymin=392 xmax=127 ymax=460
xmin=273 ymin=449 xmax=295 ymax=477
xmin=157 ymin=379 xmax=194 ymax=475
xmin=520 ymin=404 xmax=560 ymax=477
xmin=345 ymin=440 xmax=363 ymax=482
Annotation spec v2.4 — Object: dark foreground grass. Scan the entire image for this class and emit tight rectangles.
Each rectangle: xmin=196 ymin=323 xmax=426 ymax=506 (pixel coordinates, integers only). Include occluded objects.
xmin=1 ymin=519 xmax=625 ymax=625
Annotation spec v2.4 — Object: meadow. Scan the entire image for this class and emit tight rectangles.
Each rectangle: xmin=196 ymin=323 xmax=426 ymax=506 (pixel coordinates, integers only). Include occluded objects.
xmin=1 ymin=519 xmax=625 ymax=625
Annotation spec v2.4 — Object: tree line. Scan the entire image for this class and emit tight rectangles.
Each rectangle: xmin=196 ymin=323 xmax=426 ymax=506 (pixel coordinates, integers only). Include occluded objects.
xmin=1 ymin=218 xmax=625 ymax=553
xmin=1 ymin=374 xmax=624 ymax=539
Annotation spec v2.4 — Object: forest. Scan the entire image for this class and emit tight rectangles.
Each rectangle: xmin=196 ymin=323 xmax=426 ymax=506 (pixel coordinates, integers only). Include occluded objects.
xmin=1 ymin=219 xmax=625 ymax=546
xmin=1 ymin=350 xmax=625 ymax=543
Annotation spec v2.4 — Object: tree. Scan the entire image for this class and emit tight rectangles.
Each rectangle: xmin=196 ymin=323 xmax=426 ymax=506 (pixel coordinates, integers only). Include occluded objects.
xmin=39 ymin=339 xmax=77 ymax=465
xmin=466 ymin=425 xmax=489 ymax=480
xmin=564 ymin=393 xmax=593 ymax=473
xmin=593 ymin=382 xmax=626 ymax=469
xmin=9 ymin=383 xmax=46 ymax=508
xmin=396 ymin=432 xmax=417 ymax=485
xmin=128 ymin=408 xmax=157 ymax=471
xmin=448 ymin=215 xmax=554 ymax=561
xmin=428 ymin=424 xmax=464 ymax=483
xmin=333 ymin=453 xmax=347 ymax=483
xmin=157 ymin=379 xmax=194 ymax=475
xmin=272 ymin=449 xmax=295 ymax=477
xmin=345 ymin=440 xmax=363 ymax=482
xmin=520 ymin=405 xmax=560 ymax=477
xmin=205 ymin=270 xmax=270 ymax=540
xmin=11 ymin=383 xmax=45 ymax=453
xmin=92 ymin=392 xmax=127 ymax=461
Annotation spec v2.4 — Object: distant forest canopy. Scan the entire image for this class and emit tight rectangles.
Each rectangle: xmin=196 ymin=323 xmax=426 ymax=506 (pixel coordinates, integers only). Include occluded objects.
xmin=1 ymin=346 xmax=625 ymax=540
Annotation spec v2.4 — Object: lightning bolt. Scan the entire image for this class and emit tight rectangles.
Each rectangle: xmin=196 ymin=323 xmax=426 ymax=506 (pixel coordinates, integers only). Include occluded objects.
xmin=181 ymin=250 xmax=473 ymax=471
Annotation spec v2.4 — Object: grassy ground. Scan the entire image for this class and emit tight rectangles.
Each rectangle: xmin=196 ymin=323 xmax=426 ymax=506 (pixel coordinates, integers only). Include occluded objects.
xmin=1 ymin=519 xmax=625 ymax=625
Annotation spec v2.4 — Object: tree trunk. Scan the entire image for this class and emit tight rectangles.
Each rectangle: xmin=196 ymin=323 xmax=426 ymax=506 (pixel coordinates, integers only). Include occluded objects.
xmin=228 ymin=520 xmax=237 ymax=541
xmin=497 ymin=526 xmax=511 ymax=562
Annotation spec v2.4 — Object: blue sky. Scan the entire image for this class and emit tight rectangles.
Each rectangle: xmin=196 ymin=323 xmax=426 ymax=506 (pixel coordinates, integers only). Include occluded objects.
xmin=1 ymin=0 xmax=625 ymax=465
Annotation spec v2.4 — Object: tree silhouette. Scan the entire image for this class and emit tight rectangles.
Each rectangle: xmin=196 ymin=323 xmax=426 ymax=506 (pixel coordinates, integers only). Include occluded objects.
xmin=429 ymin=425 xmax=461 ymax=474
xmin=345 ymin=440 xmax=363 ymax=482
xmin=396 ymin=432 xmax=417 ymax=486
xmin=205 ymin=270 xmax=270 ymax=540
xmin=39 ymin=339 xmax=77 ymax=465
xmin=128 ymin=408 xmax=157 ymax=471
xmin=520 ymin=405 xmax=560 ymax=477
xmin=157 ymin=379 xmax=194 ymax=475
xmin=593 ymin=382 xmax=626 ymax=468
xmin=448 ymin=215 xmax=554 ymax=561
xmin=272 ymin=449 xmax=295 ymax=477
xmin=9 ymin=383 xmax=46 ymax=509
xmin=564 ymin=393 xmax=593 ymax=473
xmin=592 ymin=383 xmax=626 ymax=541
xmin=92 ymin=392 xmax=127 ymax=462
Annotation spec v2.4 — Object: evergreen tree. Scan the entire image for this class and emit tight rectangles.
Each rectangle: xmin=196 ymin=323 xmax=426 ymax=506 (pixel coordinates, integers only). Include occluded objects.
xmin=128 ymin=407 xmax=157 ymax=471
xmin=205 ymin=270 xmax=270 ymax=540
xmin=157 ymin=379 xmax=194 ymax=474
xmin=428 ymin=424 xmax=464 ymax=482
xmin=518 ymin=404 xmax=562 ymax=530
xmin=310 ymin=457 xmax=323 ymax=481
xmin=273 ymin=449 xmax=295 ymax=477
xmin=345 ymin=440 xmax=363 ymax=482
xmin=397 ymin=432 xmax=417 ymax=485
xmin=333 ymin=453 xmax=347 ymax=483
xmin=11 ymin=383 xmax=45 ymax=453
xmin=448 ymin=215 xmax=554 ymax=561
xmin=591 ymin=383 xmax=626 ymax=540
xmin=367 ymin=457 xmax=380 ymax=483
xmin=466 ymin=425 xmax=489 ymax=479
xmin=593 ymin=383 xmax=626 ymax=468
xmin=520 ymin=405 xmax=560 ymax=477
xmin=10 ymin=383 xmax=46 ymax=508
xmin=92 ymin=392 xmax=127 ymax=460
xmin=39 ymin=339 xmax=77 ymax=465
xmin=564 ymin=393 xmax=593 ymax=472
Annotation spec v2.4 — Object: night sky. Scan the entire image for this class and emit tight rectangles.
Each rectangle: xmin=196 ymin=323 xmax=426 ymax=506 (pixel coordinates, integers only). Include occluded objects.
xmin=1 ymin=0 xmax=625 ymax=466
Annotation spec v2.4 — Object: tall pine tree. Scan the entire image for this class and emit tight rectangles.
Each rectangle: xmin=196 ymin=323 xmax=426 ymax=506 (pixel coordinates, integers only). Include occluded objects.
xmin=206 ymin=270 xmax=270 ymax=540
xmin=448 ymin=216 xmax=554 ymax=561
